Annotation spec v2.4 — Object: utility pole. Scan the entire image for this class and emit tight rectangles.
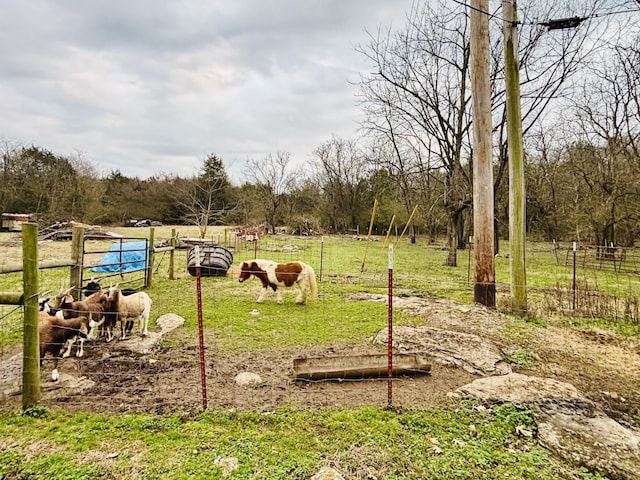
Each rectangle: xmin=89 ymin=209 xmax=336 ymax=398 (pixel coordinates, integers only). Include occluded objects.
xmin=470 ymin=0 xmax=495 ymax=307
xmin=503 ymin=0 xmax=527 ymax=314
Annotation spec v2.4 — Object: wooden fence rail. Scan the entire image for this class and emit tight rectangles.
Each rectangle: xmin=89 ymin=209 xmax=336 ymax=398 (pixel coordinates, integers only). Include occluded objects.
xmin=0 ymin=224 xmax=177 ymax=410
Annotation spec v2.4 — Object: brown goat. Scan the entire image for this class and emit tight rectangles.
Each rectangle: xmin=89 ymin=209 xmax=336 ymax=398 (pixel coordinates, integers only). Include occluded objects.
xmin=53 ymin=288 xmax=117 ymax=342
xmin=38 ymin=311 xmax=89 ymax=381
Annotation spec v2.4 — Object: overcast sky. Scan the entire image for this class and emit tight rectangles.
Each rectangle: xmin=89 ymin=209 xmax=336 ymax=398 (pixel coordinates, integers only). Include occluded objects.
xmin=0 ymin=1 xmax=416 ymax=184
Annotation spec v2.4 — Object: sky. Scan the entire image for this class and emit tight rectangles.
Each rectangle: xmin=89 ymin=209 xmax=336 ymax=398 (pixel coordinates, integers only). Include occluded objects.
xmin=0 ymin=1 xmax=415 ymax=184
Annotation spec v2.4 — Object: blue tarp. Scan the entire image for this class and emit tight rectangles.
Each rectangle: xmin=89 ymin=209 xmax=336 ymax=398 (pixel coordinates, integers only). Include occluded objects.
xmin=90 ymin=241 xmax=148 ymax=273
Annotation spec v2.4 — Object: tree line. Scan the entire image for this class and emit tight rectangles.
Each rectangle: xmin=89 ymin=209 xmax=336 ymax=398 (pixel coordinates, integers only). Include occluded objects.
xmin=2 ymin=0 xmax=639 ymax=253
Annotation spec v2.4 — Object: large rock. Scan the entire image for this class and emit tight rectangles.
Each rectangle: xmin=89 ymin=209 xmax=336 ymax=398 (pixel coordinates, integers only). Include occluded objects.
xmin=108 ymin=313 xmax=185 ymax=356
xmin=156 ymin=313 xmax=185 ymax=334
xmin=458 ymin=373 xmax=640 ymax=479
xmin=234 ymin=372 xmax=262 ymax=387
xmin=374 ymin=326 xmax=511 ymax=376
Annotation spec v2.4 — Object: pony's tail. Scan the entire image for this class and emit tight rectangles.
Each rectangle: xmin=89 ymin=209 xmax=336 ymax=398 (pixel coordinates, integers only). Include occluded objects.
xmin=305 ymin=263 xmax=318 ymax=299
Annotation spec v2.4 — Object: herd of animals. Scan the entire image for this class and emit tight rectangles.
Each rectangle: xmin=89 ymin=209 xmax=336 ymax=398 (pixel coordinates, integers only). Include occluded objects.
xmin=37 ymin=282 xmax=152 ymax=381
xmin=36 ymin=259 xmax=318 ymax=382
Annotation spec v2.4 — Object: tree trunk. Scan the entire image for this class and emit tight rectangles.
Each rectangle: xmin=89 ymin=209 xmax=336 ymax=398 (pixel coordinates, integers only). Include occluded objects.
xmin=445 ymin=210 xmax=460 ymax=266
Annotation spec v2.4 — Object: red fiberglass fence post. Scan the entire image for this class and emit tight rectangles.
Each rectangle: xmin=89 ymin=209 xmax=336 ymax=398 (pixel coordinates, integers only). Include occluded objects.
xmin=572 ymin=241 xmax=577 ymax=311
xmin=195 ymin=246 xmax=208 ymax=409
xmin=387 ymin=244 xmax=394 ymax=407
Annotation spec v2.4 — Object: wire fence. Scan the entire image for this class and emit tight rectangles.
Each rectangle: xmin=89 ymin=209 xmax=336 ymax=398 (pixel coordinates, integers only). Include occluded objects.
xmin=1 ymin=231 xmax=639 ymax=414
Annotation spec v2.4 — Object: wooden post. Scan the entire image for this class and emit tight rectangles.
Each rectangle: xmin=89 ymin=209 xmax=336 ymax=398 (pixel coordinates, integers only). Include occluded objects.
xmin=471 ymin=0 xmax=496 ymax=307
xmin=361 ymin=198 xmax=379 ymax=273
xmin=147 ymin=228 xmax=155 ymax=287
xmin=0 ymin=292 xmax=23 ymax=304
xmin=70 ymin=227 xmax=84 ymax=299
xmin=504 ymin=0 xmax=527 ymax=314
xmin=22 ymin=223 xmax=40 ymax=408
xmin=169 ymin=228 xmax=176 ymax=280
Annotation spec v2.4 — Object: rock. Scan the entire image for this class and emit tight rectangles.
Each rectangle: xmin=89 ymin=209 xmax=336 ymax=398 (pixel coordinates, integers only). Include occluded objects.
xmin=155 ymin=313 xmax=185 ymax=334
xmin=374 ymin=326 xmax=511 ymax=376
xmin=234 ymin=372 xmax=262 ymax=387
xmin=310 ymin=467 xmax=345 ymax=480
xmin=41 ymin=372 xmax=95 ymax=394
xmin=117 ymin=331 xmax=162 ymax=355
xmin=458 ymin=373 xmax=640 ymax=479
xmin=456 ymin=372 xmax=581 ymax=404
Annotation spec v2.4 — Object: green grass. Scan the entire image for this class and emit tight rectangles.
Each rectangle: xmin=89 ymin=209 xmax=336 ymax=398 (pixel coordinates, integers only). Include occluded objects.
xmin=0 ymin=229 xmax=632 ymax=479
xmin=0 ymin=402 xmax=607 ymax=480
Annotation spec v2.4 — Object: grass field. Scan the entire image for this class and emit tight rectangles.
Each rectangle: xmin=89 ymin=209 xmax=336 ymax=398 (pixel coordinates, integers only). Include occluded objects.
xmin=0 ymin=225 xmax=637 ymax=479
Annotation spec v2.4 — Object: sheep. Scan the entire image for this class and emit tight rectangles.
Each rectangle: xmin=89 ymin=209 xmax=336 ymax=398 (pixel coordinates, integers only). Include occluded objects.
xmin=83 ymin=280 xmax=137 ymax=298
xmin=96 ymin=286 xmax=152 ymax=340
xmin=38 ymin=297 xmax=53 ymax=313
xmin=38 ymin=311 xmax=89 ymax=381
xmin=38 ymin=297 xmax=80 ymax=357
xmin=52 ymin=287 xmax=113 ymax=345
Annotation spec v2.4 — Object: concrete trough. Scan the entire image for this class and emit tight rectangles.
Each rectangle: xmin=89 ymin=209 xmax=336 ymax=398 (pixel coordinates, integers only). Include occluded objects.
xmin=292 ymin=353 xmax=431 ymax=381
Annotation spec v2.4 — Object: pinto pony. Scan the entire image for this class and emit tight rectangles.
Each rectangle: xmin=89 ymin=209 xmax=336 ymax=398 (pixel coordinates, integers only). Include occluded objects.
xmin=238 ymin=259 xmax=318 ymax=304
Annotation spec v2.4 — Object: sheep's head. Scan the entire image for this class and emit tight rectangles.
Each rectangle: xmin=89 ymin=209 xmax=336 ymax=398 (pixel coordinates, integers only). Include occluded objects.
xmin=52 ymin=286 xmax=75 ymax=309
xmin=106 ymin=287 xmax=121 ymax=302
xmin=83 ymin=281 xmax=102 ymax=298
xmin=38 ymin=297 xmax=51 ymax=313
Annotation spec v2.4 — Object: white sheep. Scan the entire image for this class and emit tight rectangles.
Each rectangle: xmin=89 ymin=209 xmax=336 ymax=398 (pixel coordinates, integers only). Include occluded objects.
xmin=95 ymin=286 xmax=152 ymax=340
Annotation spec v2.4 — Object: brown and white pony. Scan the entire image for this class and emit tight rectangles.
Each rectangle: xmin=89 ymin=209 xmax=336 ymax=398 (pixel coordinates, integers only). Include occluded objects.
xmin=238 ymin=259 xmax=318 ymax=304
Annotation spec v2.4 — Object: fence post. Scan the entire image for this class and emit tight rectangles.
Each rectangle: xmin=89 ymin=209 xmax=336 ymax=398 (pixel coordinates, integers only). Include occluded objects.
xmin=22 ymin=223 xmax=40 ymax=408
xmin=572 ymin=241 xmax=577 ymax=311
xmin=169 ymin=228 xmax=176 ymax=280
xmin=387 ymin=244 xmax=394 ymax=407
xmin=147 ymin=228 xmax=155 ymax=288
xmin=70 ymin=227 xmax=84 ymax=299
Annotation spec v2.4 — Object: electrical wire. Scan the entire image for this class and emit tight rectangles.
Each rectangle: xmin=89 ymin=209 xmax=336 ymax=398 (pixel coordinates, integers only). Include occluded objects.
xmin=449 ymin=0 xmax=640 ymax=29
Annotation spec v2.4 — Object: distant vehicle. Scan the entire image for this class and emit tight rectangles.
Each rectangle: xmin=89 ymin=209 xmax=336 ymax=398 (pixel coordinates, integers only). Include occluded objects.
xmin=134 ymin=219 xmax=162 ymax=227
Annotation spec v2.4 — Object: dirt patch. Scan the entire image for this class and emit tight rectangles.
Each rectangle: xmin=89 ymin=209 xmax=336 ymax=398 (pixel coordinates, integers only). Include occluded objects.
xmin=0 ymin=327 xmax=474 ymax=414
xmin=1 ymin=296 xmax=639 ymax=426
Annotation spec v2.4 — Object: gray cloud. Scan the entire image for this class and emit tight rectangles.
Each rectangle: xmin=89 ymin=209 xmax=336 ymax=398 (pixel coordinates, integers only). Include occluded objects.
xmin=0 ymin=0 xmax=413 ymax=183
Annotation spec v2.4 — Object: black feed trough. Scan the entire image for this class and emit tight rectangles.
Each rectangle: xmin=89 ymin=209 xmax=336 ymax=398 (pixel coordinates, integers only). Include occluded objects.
xmin=187 ymin=245 xmax=233 ymax=277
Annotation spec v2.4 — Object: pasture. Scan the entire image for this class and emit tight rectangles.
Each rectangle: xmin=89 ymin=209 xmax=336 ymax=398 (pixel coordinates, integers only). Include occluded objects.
xmin=1 ymin=226 xmax=639 ymax=479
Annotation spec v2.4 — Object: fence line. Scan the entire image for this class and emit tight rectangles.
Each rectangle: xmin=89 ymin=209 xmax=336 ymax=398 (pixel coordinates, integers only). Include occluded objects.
xmin=2 ymin=233 xmax=639 ymax=414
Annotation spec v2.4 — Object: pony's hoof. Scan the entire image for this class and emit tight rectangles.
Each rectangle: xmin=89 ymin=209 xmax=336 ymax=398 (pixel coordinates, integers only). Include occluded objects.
xmin=51 ymin=369 xmax=59 ymax=382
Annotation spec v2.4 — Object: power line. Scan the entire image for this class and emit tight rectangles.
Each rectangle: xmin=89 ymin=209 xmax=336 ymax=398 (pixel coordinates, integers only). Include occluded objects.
xmin=450 ymin=0 xmax=501 ymax=20
xmin=449 ymin=0 xmax=640 ymax=30
xmin=528 ymin=7 xmax=640 ymax=30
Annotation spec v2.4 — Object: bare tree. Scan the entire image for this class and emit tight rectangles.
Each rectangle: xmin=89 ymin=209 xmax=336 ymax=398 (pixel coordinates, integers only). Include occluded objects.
xmin=310 ymin=136 xmax=370 ymax=233
xmin=244 ymin=151 xmax=298 ymax=234
xmin=357 ymin=2 xmax=474 ymax=265
xmin=0 ymin=139 xmax=22 ymax=214
xmin=357 ymin=0 xmax=606 ymax=266
xmin=566 ymin=33 xmax=640 ymax=247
